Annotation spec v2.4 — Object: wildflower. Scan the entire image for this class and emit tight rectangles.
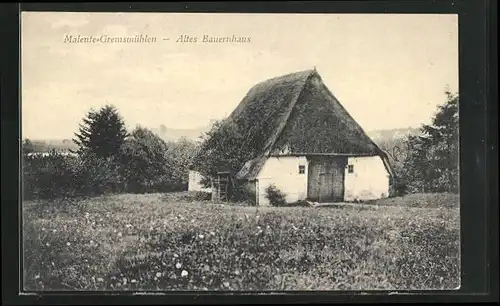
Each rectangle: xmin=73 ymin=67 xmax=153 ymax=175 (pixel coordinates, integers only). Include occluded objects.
xmin=66 ymin=242 xmax=71 ymax=246
xmin=97 ymin=278 xmax=104 ymax=282
xmin=52 ymin=229 xmax=57 ymax=233
xmin=117 ymin=232 xmax=122 ymax=237
xmin=223 ymin=282 xmax=230 ymax=287
xmin=234 ymin=270 xmax=240 ymax=276
xmin=156 ymin=272 xmax=162 ymax=278
xmin=173 ymin=253 xmax=179 ymax=258
xmin=210 ymin=231 xmax=215 ymax=236
xmin=35 ymin=274 xmax=40 ymax=279
xmin=198 ymin=234 xmax=204 ymax=239
xmin=123 ymin=278 xmax=127 ymax=285
xmin=181 ymin=270 xmax=189 ymax=277
xmin=176 ymin=262 xmax=182 ymax=269
xmin=45 ymin=243 xmax=50 ymax=247
xmin=41 ymin=228 xmax=45 ymax=231
xmin=90 ymin=240 xmax=94 ymax=244
xmin=131 ymin=279 xmax=137 ymax=283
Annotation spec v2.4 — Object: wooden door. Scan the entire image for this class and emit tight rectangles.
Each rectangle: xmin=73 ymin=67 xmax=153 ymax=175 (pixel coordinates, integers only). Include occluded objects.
xmin=307 ymin=156 xmax=346 ymax=202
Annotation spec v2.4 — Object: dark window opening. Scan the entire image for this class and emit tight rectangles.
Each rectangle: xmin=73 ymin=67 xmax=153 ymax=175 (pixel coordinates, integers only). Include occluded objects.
xmin=299 ymin=165 xmax=305 ymax=174
xmin=348 ymin=165 xmax=354 ymax=173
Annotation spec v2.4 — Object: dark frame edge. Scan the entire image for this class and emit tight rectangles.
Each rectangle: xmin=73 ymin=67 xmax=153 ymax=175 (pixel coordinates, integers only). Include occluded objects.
xmin=2 ymin=1 xmax=498 ymax=305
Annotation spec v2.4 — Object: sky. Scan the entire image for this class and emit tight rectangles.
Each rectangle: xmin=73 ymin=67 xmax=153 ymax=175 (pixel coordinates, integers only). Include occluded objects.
xmin=21 ymin=12 xmax=458 ymax=140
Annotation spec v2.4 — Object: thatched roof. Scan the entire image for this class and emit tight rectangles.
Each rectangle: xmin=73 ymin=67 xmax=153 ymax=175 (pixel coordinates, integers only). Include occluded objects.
xmin=232 ymin=69 xmax=393 ymax=181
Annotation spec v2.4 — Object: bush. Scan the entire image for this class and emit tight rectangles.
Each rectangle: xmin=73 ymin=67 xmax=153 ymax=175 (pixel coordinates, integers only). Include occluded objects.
xmin=72 ymin=154 xmax=125 ymax=196
xmin=23 ymin=151 xmax=76 ymax=200
xmin=265 ymin=184 xmax=287 ymax=207
xmin=389 ymin=177 xmax=409 ymax=197
xmin=119 ymin=128 xmax=197 ymax=194
xmin=23 ymin=151 xmax=125 ymax=201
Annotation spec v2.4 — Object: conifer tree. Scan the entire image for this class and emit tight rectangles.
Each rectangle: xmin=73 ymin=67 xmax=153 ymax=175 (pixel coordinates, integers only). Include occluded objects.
xmin=72 ymin=105 xmax=128 ymax=159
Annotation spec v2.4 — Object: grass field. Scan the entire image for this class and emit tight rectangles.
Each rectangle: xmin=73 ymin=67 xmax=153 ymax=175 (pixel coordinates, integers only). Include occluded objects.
xmin=23 ymin=192 xmax=460 ymax=291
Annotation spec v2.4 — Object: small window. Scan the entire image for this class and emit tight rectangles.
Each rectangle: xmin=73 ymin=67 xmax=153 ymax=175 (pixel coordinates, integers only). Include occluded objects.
xmin=348 ymin=165 xmax=354 ymax=173
xmin=299 ymin=165 xmax=305 ymax=174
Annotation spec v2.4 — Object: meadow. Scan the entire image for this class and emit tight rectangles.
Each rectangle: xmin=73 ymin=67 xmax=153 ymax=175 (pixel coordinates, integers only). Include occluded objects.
xmin=23 ymin=192 xmax=460 ymax=291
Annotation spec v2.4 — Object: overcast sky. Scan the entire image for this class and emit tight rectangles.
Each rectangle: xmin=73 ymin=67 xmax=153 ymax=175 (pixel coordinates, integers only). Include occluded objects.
xmin=21 ymin=12 xmax=458 ymax=140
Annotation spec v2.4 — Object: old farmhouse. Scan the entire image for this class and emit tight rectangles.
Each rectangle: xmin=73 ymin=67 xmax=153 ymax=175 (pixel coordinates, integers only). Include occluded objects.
xmin=189 ymin=69 xmax=394 ymax=205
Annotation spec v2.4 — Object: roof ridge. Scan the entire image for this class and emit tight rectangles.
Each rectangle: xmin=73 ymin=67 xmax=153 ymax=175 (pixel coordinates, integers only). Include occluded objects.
xmin=260 ymin=70 xmax=317 ymax=156
xmin=255 ymin=69 xmax=315 ymax=86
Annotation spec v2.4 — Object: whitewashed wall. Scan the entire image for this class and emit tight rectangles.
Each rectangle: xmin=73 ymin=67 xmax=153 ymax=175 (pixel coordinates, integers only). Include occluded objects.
xmin=256 ymin=156 xmax=308 ymax=206
xmin=188 ymin=170 xmax=211 ymax=192
xmin=344 ymin=155 xmax=390 ymax=201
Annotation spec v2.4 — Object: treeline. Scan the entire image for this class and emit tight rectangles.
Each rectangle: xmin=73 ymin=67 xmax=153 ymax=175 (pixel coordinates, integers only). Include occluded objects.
xmin=23 ymin=105 xmax=199 ymax=200
xmin=22 ymin=139 xmax=78 ymax=154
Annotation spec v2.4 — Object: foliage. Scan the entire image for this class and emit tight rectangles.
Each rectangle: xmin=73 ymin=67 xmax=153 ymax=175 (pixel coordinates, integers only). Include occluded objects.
xmin=23 ymin=150 xmax=77 ymax=200
xmin=24 ymin=104 xmax=201 ymax=199
xmin=72 ymin=153 xmax=125 ymax=196
xmin=265 ymin=184 xmax=287 ymax=207
xmin=118 ymin=129 xmax=200 ymax=193
xmin=73 ymin=105 xmax=128 ymax=159
xmin=119 ymin=126 xmax=173 ymax=193
xmin=391 ymin=91 xmax=459 ymax=194
xmin=191 ymin=119 xmax=259 ymax=188
xmin=23 ymin=150 xmax=125 ymax=200
xmin=23 ymin=192 xmax=460 ymax=291
xmin=165 ymin=137 xmax=200 ymax=191
xmin=23 ymin=134 xmax=200 ymax=200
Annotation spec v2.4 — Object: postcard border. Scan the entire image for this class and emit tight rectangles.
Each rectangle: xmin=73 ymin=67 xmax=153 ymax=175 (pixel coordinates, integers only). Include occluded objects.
xmin=2 ymin=1 xmax=498 ymax=305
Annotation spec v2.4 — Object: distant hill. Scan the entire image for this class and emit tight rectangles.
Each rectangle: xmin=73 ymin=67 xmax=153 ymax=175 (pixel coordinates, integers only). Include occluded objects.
xmin=27 ymin=139 xmax=79 ymax=153
xmin=366 ymin=127 xmax=421 ymax=145
xmin=151 ymin=124 xmax=211 ymax=142
xmin=151 ymin=125 xmax=422 ymax=145
xmin=27 ymin=126 xmax=422 ymax=153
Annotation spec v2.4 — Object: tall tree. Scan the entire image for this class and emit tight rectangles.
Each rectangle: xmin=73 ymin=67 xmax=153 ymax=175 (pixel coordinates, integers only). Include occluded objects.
xmin=72 ymin=105 xmax=128 ymax=159
xmin=119 ymin=126 xmax=171 ymax=193
xmin=402 ymin=91 xmax=459 ymax=193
